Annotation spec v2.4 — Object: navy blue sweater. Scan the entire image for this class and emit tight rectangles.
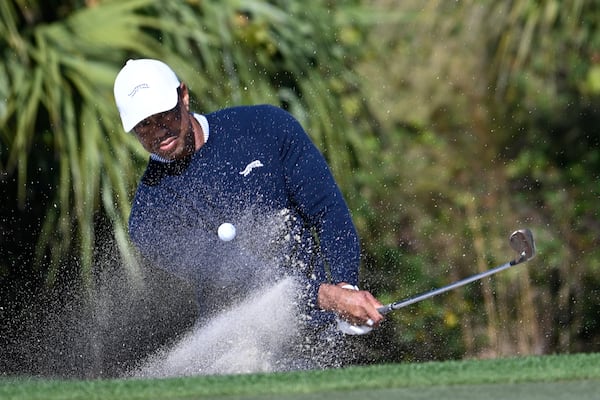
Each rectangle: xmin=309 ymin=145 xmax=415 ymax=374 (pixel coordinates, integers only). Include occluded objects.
xmin=129 ymin=104 xmax=360 ymax=324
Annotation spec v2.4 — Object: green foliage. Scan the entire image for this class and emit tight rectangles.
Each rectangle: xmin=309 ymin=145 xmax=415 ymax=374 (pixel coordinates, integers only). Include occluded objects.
xmin=0 ymin=0 xmax=173 ymax=290
xmin=356 ymin=0 xmax=600 ymax=360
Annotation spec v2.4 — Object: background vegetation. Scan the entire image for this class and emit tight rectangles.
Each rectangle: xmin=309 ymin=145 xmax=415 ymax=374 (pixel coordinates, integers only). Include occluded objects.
xmin=1 ymin=0 xmax=599 ymax=376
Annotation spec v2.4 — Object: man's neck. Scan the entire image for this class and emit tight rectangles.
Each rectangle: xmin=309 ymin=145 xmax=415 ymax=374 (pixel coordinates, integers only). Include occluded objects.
xmin=191 ymin=112 xmax=205 ymax=150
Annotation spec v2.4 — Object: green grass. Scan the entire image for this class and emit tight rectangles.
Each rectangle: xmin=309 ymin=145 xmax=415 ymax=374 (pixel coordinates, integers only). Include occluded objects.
xmin=2 ymin=353 xmax=600 ymax=400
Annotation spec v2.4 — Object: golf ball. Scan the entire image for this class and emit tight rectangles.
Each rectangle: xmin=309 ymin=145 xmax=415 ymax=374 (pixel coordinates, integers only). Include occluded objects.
xmin=217 ymin=222 xmax=236 ymax=241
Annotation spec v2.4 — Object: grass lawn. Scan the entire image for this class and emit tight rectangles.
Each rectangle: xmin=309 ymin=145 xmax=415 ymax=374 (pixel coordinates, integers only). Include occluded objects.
xmin=2 ymin=353 xmax=599 ymax=400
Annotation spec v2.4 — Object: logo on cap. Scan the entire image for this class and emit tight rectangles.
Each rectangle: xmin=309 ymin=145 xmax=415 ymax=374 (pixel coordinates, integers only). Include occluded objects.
xmin=128 ymin=83 xmax=150 ymax=97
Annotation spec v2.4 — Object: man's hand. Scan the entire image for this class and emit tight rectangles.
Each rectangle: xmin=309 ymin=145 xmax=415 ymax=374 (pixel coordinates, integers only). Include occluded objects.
xmin=317 ymin=282 xmax=384 ymax=327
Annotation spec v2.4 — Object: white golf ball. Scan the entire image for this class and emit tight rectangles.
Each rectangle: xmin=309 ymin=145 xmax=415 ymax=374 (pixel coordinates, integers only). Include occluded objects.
xmin=217 ymin=222 xmax=236 ymax=241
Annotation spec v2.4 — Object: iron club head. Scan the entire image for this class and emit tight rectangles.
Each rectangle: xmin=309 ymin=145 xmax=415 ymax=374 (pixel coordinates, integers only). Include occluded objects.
xmin=509 ymin=228 xmax=536 ymax=263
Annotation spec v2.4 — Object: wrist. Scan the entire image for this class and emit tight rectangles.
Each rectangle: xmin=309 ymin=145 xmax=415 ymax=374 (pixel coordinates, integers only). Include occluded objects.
xmin=317 ymin=282 xmax=351 ymax=311
xmin=317 ymin=283 xmax=335 ymax=311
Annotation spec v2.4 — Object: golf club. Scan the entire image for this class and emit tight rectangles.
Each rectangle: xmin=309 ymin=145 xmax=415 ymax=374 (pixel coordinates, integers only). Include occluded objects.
xmin=377 ymin=228 xmax=536 ymax=315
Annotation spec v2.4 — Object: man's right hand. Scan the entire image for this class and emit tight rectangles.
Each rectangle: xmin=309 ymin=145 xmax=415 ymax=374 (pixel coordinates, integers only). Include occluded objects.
xmin=317 ymin=282 xmax=384 ymax=327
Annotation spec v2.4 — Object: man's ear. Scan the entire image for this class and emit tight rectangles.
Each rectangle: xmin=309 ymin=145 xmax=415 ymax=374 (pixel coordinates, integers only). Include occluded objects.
xmin=180 ymin=83 xmax=190 ymax=111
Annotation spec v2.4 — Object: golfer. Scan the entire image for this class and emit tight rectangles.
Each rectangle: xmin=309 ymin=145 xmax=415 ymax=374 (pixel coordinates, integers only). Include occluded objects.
xmin=113 ymin=59 xmax=383 ymax=366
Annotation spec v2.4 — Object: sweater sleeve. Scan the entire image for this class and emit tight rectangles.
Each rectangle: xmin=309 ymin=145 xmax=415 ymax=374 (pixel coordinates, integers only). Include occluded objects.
xmin=268 ymin=106 xmax=361 ymax=288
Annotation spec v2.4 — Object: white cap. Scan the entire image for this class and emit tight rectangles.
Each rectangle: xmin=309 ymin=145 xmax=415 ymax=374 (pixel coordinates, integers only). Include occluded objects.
xmin=113 ymin=59 xmax=181 ymax=132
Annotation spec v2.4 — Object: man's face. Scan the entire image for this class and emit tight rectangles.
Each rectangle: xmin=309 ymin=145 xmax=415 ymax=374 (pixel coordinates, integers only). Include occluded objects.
xmin=132 ymin=93 xmax=196 ymax=161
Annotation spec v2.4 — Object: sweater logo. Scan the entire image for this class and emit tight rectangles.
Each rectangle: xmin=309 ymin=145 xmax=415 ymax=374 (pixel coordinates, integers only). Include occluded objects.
xmin=240 ymin=160 xmax=264 ymax=177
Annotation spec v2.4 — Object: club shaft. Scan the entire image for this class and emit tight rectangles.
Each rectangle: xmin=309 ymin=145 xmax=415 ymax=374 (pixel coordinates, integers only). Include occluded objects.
xmin=378 ymin=258 xmax=521 ymax=315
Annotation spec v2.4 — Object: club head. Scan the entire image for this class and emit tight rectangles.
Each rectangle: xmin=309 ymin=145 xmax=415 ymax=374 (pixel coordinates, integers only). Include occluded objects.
xmin=509 ymin=229 xmax=536 ymax=262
